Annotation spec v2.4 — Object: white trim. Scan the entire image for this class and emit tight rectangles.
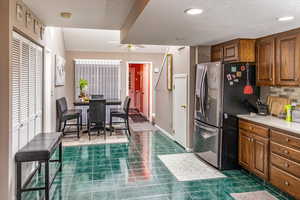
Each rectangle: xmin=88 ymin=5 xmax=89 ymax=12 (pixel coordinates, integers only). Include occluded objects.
xmin=155 ymin=125 xmax=175 ymax=141
xmin=127 ymin=61 xmax=153 ymax=64
xmin=155 ymin=124 xmax=191 ymax=151
xmin=174 ymin=73 xmax=188 ymax=78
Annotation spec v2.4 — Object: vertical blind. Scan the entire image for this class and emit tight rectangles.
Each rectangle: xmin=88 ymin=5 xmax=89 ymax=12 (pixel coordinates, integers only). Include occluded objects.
xmin=11 ymin=32 xmax=43 ymax=154
xmin=74 ymin=59 xmax=121 ymax=123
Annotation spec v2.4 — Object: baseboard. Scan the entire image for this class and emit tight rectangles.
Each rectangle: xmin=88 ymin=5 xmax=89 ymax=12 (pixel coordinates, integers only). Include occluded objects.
xmin=186 ymin=148 xmax=193 ymax=152
xmin=154 ymin=125 xmax=175 ymax=141
xmin=155 ymin=124 xmax=193 ymax=152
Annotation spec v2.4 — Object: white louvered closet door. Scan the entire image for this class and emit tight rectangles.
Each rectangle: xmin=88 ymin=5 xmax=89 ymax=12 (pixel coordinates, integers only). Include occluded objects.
xmin=28 ymin=44 xmax=36 ymax=142
xmin=11 ymin=33 xmax=21 ymax=155
xmin=19 ymin=38 xmax=30 ymax=149
xmin=11 ymin=32 xmax=43 ymax=153
xmin=35 ymin=47 xmax=43 ymax=135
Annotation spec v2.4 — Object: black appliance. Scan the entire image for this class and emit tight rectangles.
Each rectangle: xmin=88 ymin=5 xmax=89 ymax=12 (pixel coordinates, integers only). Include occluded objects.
xmin=193 ymin=62 xmax=259 ymax=170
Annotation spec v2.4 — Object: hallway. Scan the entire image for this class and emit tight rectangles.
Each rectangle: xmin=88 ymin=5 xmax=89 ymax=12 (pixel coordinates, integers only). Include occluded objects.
xmin=23 ymin=130 xmax=291 ymax=200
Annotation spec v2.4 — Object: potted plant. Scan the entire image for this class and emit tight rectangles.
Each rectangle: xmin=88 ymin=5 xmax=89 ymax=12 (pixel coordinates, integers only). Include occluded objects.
xmin=79 ymin=78 xmax=88 ymax=98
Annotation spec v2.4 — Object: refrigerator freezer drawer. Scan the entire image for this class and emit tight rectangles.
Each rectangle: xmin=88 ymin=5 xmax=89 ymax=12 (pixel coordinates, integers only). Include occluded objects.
xmin=193 ymin=120 xmax=220 ymax=168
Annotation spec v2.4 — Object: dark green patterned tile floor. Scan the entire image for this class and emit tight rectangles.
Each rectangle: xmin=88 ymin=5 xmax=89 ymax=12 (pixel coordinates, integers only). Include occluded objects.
xmin=22 ymin=131 xmax=294 ymax=200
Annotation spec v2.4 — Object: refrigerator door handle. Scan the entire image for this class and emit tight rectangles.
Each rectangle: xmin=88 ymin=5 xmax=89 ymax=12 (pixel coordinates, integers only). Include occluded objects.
xmin=197 ymin=66 xmax=205 ymax=115
xmin=203 ymin=71 xmax=208 ymax=117
xmin=195 ymin=120 xmax=216 ymax=132
xmin=201 ymin=67 xmax=207 ymax=118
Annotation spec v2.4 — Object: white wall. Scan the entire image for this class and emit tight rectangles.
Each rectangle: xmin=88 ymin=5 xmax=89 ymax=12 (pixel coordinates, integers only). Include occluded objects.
xmin=44 ymin=27 xmax=66 ymax=132
xmin=155 ymin=46 xmax=211 ymax=149
xmin=155 ymin=46 xmax=190 ymax=134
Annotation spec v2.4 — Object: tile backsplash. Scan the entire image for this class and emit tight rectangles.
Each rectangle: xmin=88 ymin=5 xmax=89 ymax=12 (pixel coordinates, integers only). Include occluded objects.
xmin=260 ymin=86 xmax=300 ymax=104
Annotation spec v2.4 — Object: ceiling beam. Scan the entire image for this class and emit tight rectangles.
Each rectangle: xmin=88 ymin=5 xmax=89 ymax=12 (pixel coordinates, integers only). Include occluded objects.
xmin=120 ymin=0 xmax=150 ymax=44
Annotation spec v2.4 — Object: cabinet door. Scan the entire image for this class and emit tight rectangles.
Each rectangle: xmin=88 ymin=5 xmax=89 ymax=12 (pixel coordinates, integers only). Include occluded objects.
xmin=211 ymin=45 xmax=223 ymax=62
xmin=256 ymin=38 xmax=275 ymax=85
xmin=276 ymin=33 xmax=300 ymax=86
xmin=252 ymin=135 xmax=269 ymax=180
xmin=239 ymin=130 xmax=252 ymax=169
xmin=223 ymin=42 xmax=239 ymax=62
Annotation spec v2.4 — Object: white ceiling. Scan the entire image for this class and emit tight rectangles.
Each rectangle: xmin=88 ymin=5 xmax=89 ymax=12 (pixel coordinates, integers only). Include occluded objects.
xmin=23 ymin=0 xmax=136 ymax=29
xmin=122 ymin=0 xmax=300 ymax=45
xmin=63 ymin=28 xmax=169 ymax=53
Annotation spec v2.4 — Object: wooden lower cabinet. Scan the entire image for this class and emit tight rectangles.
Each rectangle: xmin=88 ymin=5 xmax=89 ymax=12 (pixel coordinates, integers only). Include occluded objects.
xmin=270 ymin=166 xmax=300 ymax=199
xmin=239 ymin=119 xmax=300 ymax=199
xmin=252 ymin=135 xmax=269 ymax=180
xmin=239 ymin=121 xmax=269 ymax=180
xmin=239 ymin=130 xmax=252 ymax=169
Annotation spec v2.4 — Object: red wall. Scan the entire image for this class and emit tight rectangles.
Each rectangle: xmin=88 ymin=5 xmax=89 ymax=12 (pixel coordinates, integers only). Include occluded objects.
xmin=129 ymin=63 xmax=143 ymax=91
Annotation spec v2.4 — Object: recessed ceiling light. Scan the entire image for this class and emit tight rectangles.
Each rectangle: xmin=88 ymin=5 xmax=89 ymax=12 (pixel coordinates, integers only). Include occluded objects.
xmin=60 ymin=12 xmax=72 ymax=19
xmin=277 ymin=16 xmax=294 ymax=21
xmin=184 ymin=8 xmax=203 ymax=15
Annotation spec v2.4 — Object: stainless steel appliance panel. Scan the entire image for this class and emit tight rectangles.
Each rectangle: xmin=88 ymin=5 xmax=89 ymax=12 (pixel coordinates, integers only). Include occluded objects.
xmin=195 ymin=62 xmax=223 ymax=127
xmin=193 ymin=120 xmax=220 ymax=168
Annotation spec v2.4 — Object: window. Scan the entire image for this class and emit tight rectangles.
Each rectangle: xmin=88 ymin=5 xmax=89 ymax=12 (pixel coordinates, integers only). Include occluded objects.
xmin=74 ymin=59 xmax=121 ymax=123
xmin=74 ymin=59 xmax=121 ymax=99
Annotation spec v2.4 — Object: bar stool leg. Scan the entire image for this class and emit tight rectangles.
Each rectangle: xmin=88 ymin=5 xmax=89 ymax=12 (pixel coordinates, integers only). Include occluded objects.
xmin=45 ymin=160 xmax=49 ymax=200
xmin=77 ymin=116 xmax=80 ymax=139
xmin=59 ymin=142 xmax=62 ymax=172
xmin=16 ymin=162 xmax=22 ymax=200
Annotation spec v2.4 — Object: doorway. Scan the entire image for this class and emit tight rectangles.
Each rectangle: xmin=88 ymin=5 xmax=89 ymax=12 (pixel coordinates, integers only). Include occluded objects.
xmin=127 ymin=62 xmax=152 ymax=121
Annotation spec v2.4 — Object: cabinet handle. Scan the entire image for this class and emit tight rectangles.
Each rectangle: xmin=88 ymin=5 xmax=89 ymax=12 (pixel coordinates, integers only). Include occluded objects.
xmin=284 ymin=150 xmax=289 ymax=155
xmin=249 ymin=126 xmax=253 ymax=131
xmin=286 ymin=138 xmax=290 ymax=142
xmin=285 ymin=163 xmax=289 ymax=168
xmin=285 ymin=181 xmax=289 ymax=186
xmin=251 ymin=138 xmax=254 ymax=142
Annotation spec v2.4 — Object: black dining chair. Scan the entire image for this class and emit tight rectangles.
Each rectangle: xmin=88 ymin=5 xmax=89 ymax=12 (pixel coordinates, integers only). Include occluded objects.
xmin=110 ymin=96 xmax=131 ymax=136
xmin=56 ymin=97 xmax=82 ymax=138
xmin=91 ymin=94 xmax=104 ymax=99
xmin=87 ymin=99 xmax=106 ymax=140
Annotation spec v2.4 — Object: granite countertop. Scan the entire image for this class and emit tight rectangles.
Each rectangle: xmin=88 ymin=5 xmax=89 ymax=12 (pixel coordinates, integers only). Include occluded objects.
xmin=237 ymin=114 xmax=300 ymax=136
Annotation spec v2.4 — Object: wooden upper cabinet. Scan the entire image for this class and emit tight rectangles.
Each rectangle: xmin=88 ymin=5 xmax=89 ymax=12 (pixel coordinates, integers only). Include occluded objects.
xmin=223 ymin=42 xmax=239 ymax=62
xmin=276 ymin=33 xmax=300 ymax=86
xmin=211 ymin=39 xmax=255 ymax=62
xmin=256 ymin=37 xmax=275 ymax=86
xmin=211 ymin=45 xmax=223 ymax=62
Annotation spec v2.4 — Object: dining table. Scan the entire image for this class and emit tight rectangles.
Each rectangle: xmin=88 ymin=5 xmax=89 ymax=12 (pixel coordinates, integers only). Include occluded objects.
xmin=73 ymin=98 xmax=122 ymax=133
xmin=73 ymin=98 xmax=122 ymax=106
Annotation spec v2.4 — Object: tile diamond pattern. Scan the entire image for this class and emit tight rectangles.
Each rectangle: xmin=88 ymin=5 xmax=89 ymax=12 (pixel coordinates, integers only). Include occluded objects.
xmin=22 ymin=130 xmax=294 ymax=200
xmin=158 ymin=153 xmax=226 ymax=181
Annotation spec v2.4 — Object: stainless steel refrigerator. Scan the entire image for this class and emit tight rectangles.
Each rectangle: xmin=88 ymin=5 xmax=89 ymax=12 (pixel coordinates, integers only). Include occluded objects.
xmin=193 ymin=62 xmax=259 ymax=170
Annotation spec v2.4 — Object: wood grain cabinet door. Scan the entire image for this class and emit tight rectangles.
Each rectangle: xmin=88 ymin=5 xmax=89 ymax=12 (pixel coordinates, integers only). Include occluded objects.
xmin=211 ymin=45 xmax=223 ymax=62
xmin=223 ymin=43 xmax=239 ymax=62
xmin=239 ymin=130 xmax=252 ymax=170
xmin=252 ymin=135 xmax=269 ymax=180
xmin=276 ymin=33 xmax=300 ymax=86
xmin=256 ymin=38 xmax=275 ymax=85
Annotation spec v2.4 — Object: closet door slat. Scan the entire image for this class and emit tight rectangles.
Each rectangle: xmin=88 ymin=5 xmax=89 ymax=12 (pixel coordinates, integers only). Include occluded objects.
xmin=11 ymin=33 xmax=21 ymax=153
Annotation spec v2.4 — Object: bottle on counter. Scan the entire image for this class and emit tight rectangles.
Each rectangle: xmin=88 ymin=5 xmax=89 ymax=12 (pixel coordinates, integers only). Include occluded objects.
xmin=285 ymin=104 xmax=292 ymax=122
